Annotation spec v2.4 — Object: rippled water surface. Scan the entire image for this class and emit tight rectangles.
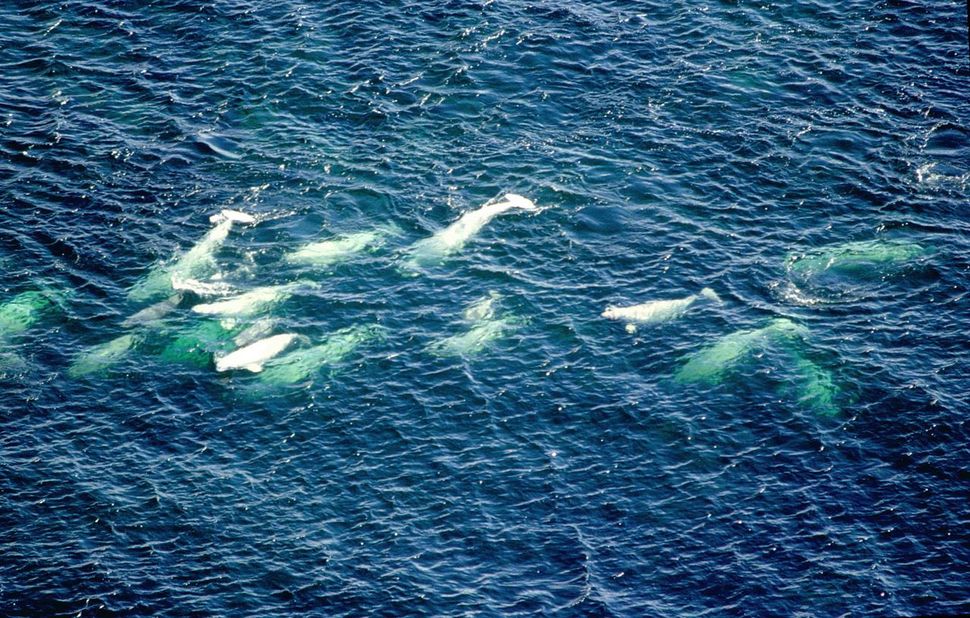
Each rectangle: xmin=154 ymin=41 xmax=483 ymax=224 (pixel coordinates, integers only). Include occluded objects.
xmin=2 ymin=1 xmax=969 ymax=615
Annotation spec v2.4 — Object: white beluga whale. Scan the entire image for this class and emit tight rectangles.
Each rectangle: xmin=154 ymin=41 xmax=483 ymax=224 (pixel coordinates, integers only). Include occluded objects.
xmin=404 ymin=194 xmax=538 ymax=269
xmin=215 ymin=333 xmax=299 ymax=373
xmin=171 ymin=275 xmax=237 ymax=298
xmin=127 ymin=209 xmax=256 ymax=302
xmin=191 ymin=281 xmax=316 ymax=318
xmin=603 ymin=287 xmax=721 ymax=333
xmin=284 ymin=226 xmax=398 ymax=268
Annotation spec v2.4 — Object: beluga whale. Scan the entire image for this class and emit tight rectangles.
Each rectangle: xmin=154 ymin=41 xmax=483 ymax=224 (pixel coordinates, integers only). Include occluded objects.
xmin=284 ymin=226 xmax=399 ymax=269
xmin=191 ymin=281 xmax=317 ymax=318
xmin=258 ymin=324 xmax=385 ymax=385
xmin=675 ymin=318 xmax=808 ymax=384
xmin=0 ymin=289 xmax=63 ymax=340
xmin=403 ymin=194 xmax=538 ymax=270
xmin=215 ymin=333 xmax=300 ymax=373
xmin=779 ymin=238 xmax=932 ymax=305
xmin=121 ymin=293 xmax=183 ymax=328
xmin=127 ymin=209 xmax=256 ymax=302
xmin=429 ymin=293 xmax=523 ymax=357
xmin=786 ymin=239 xmax=930 ymax=280
xmin=68 ymin=333 xmax=141 ymax=378
xmin=603 ymin=287 xmax=721 ymax=333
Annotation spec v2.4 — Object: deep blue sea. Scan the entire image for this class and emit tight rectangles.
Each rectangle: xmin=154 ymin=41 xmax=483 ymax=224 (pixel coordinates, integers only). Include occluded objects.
xmin=2 ymin=1 xmax=969 ymax=616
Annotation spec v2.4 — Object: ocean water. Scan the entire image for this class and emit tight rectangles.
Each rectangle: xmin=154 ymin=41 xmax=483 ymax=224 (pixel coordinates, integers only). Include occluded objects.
xmin=1 ymin=1 xmax=968 ymax=615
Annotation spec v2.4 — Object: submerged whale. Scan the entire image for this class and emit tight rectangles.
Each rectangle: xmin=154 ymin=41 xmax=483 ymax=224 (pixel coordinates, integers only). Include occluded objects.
xmin=404 ymin=194 xmax=538 ymax=269
xmin=0 ymin=351 xmax=28 ymax=376
xmin=430 ymin=294 xmax=523 ymax=357
xmin=284 ymin=227 xmax=396 ymax=268
xmin=68 ymin=333 xmax=141 ymax=377
xmin=675 ymin=318 xmax=807 ymax=384
xmin=127 ymin=209 xmax=255 ymax=302
xmin=462 ymin=291 xmax=501 ymax=322
xmin=215 ymin=333 xmax=299 ymax=373
xmin=786 ymin=239 xmax=929 ymax=279
xmin=429 ymin=317 xmax=522 ymax=357
xmin=603 ymin=287 xmax=720 ymax=332
xmin=789 ymin=353 xmax=840 ymax=417
xmin=158 ymin=319 xmax=243 ymax=367
xmin=0 ymin=290 xmax=61 ymax=339
xmin=258 ymin=324 xmax=384 ymax=385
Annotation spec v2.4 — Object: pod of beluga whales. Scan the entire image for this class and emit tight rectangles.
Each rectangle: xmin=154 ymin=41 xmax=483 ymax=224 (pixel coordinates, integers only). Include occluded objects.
xmin=0 ymin=198 xmax=932 ymax=415
xmin=58 ymin=193 xmax=539 ymax=385
xmin=600 ymin=236 xmax=932 ymax=416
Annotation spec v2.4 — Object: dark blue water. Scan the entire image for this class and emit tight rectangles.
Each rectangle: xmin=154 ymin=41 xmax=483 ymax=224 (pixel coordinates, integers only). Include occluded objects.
xmin=2 ymin=1 xmax=969 ymax=615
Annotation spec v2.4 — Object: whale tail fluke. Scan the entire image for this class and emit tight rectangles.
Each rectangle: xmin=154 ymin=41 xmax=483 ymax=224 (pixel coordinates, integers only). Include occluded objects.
xmin=502 ymin=193 xmax=538 ymax=211
xmin=699 ymin=287 xmax=721 ymax=304
xmin=210 ymin=209 xmax=256 ymax=225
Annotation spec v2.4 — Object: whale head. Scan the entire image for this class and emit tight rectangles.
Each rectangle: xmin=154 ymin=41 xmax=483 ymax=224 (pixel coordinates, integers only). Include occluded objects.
xmin=502 ymin=194 xmax=538 ymax=211
xmin=601 ymin=306 xmax=620 ymax=320
xmin=209 ymin=209 xmax=256 ymax=225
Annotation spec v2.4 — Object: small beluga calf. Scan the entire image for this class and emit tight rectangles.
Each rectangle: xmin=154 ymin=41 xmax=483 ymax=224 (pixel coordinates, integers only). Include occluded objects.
xmin=121 ymin=293 xmax=183 ymax=328
xmin=127 ymin=209 xmax=256 ymax=302
xmin=462 ymin=291 xmax=500 ymax=322
xmin=788 ymin=352 xmax=841 ymax=417
xmin=404 ymin=194 xmax=538 ymax=270
xmin=603 ymin=287 xmax=720 ymax=333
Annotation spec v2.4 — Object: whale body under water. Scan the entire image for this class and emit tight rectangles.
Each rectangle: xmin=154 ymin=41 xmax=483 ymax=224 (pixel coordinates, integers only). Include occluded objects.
xmin=675 ymin=318 xmax=808 ymax=384
xmin=284 ymin=227 xmax=396 ymax=268
xmin=258 ymin=325 xmax=385 ymax=385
